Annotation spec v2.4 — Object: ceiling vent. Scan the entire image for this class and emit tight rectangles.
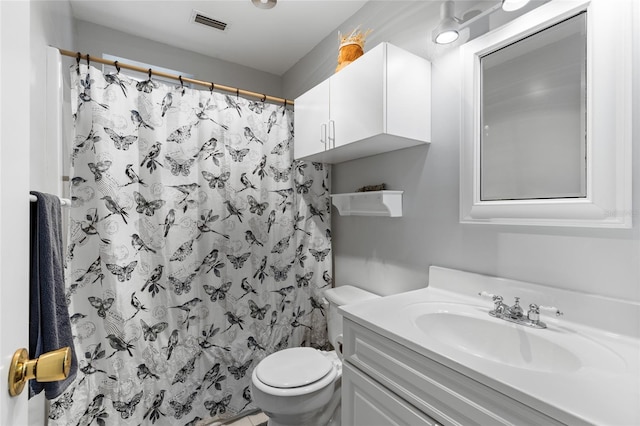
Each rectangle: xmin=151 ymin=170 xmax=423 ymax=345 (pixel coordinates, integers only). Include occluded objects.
xmin=191 ymin=10 xmax=228 ymax=31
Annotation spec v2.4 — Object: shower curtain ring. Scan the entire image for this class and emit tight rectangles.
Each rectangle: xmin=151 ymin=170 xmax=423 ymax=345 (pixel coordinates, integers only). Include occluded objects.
xmin=148 ymin=68 xmax=152 ymax=80
xmin=114 ymin=61 xmax=120 ymax=73
xmin=210 ymin=83 xmax=214 ymax=93
xmin=261 ymin=94 xmax=266 ymax=103
xmin=179 ymin=75 xmax=184 ymax=87
xmin=75 ymin=52 xmax=81 ymax=75
xmin=284 ymin=99 xmax=287 ymax=107
xmin=236 ymin=88 xmax=239 ymax=99
xmin=86 ymin=54 xmax=90 ymax=66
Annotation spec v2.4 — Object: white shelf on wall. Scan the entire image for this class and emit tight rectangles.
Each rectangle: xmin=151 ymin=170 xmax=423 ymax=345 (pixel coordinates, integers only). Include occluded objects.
xmin=330 ymin=191 xmax=403 ymax=217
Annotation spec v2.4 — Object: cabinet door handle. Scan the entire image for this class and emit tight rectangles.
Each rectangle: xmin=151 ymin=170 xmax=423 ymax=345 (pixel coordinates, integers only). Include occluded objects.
xmin=329 ymin=120 xmax=335 ymax=148
xmin=320 ymin=123 xmax=327 ymax=149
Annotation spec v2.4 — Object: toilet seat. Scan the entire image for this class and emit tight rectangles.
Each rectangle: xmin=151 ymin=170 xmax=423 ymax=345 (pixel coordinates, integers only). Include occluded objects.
xmin=252 ymin=348 xmax=339 ymax=397
xmin=256 ymin=347 xmax=333 ymax=388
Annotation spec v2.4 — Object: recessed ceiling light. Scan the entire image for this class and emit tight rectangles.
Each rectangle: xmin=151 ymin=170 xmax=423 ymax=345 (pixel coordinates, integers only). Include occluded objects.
xmin=252 ymin=0 xmax=277 ymax=10
xmin=502 ymin=0 xmax=531 ymax=12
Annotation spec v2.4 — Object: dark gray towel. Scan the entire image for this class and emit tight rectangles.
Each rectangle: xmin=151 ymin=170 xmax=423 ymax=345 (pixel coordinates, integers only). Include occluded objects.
xmin=29 ymin=191 xmax=77 ymax=399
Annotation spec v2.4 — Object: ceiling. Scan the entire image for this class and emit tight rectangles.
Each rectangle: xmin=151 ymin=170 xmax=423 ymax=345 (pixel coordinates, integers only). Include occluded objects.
xmin=69 ymin=0 xmax=369 ymax=76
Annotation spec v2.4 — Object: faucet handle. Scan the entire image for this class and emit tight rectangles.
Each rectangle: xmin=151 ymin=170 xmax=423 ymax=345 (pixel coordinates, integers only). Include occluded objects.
xmin=479 ymin=292 xmax=506 ymax=316
xmin=539 ymin=305 xmax=563 ymax=316
xmin=478 ymin=291 xmax=503 ymax=303
xmin=478 ymin=291 xmax=496 ymax=299
xmin=527 ymin=304 xmax=540 ymax=322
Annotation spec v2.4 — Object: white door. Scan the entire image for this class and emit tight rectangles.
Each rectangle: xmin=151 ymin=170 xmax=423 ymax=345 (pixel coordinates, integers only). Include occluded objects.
xmin=0 ymin=1 xmax=32 ymax=425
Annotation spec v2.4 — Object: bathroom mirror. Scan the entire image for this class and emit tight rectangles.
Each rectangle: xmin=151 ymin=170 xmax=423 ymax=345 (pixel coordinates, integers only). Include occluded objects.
xmin=480 ymin=12 xmax=587 ymax=202
xmin=460 ymin=0 xmax=632 ymax=227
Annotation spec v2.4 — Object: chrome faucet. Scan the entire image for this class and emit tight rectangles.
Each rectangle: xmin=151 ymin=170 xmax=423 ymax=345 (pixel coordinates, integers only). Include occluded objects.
xmin=478 ymin=292 xmax=563 ymax=329
xmin=505 ymin=297 xmax=524 ymax=320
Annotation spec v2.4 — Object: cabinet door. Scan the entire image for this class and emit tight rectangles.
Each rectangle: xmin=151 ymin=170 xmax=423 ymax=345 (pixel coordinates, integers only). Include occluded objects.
xmin=343 ymin=363 xmax=440 ymax=426
xmin=294 ymin=79 xmax=330 ymax=159
xmin=330 ymin=43 xmax=385 ymax=149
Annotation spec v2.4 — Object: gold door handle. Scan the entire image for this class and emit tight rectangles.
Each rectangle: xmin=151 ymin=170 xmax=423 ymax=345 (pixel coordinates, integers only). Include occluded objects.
xmin=8 ymin=347 xmax=72 ymax=396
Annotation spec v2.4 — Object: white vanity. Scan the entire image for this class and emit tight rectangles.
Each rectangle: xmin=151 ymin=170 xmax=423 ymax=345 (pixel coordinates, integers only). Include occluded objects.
xmin=340 ymin=266 xmax=640 ymax=425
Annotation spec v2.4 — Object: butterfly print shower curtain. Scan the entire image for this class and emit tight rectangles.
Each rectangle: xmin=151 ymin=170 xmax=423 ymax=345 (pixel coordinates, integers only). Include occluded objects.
xmin=50 ymin=64 xmax=332 ymax=425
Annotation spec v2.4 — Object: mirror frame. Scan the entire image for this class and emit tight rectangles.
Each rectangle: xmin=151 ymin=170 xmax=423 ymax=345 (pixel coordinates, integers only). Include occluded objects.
xmin=460 ymin=0 xmax=632 ymax=228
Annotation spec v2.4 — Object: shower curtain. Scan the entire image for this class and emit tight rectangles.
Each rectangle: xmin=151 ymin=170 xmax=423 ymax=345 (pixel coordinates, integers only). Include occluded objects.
xmin=50 ymin=64 xmax=332 ymax=425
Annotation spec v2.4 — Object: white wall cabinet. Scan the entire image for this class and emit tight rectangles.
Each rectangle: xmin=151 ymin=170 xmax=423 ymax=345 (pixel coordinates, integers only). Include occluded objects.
xmin=342 ymin=319 xmax=565 ymax=426
xmin=294 ymin=42 xmax=431 ymax=164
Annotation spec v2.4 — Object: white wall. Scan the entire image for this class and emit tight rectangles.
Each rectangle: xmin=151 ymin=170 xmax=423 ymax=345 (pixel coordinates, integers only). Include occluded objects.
xmin=283 ymin=1 xmax=640 ymax=302
xmin=74 ymin=19 xmax=282 ymax=97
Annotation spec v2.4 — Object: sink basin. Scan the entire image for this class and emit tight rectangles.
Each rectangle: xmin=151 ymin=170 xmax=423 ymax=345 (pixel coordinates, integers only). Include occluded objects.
xmin=339 ymin=267 xmax=640 ymax=426
xmin=410 ymin=303 xmax=625 ymax=374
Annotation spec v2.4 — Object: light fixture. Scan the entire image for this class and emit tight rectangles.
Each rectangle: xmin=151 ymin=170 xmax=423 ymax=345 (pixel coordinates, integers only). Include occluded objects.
xmin=432 ymin=1 xmax=460 ymax=45
xmin=252 ymin=0 xmax=277 ymax=9
xmin=433 ymin=0 xmax=536 ymax=45
xmin=502 ymin=0 xmax=531 ymax=12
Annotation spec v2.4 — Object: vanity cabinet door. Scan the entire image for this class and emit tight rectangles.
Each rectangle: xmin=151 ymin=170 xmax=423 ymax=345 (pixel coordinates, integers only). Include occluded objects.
xmin=343 ymin=363 xmax=440 ymax=426
xmin=294 ymin=79 xmax=330 ymax=159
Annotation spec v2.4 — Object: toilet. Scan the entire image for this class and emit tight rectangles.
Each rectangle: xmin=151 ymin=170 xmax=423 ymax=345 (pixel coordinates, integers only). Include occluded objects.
xmin=251 ymin=285 xmax=380 ymax=426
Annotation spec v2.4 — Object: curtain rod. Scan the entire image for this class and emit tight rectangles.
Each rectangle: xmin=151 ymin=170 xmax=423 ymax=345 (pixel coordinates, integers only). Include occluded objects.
xmin=58 ymin=49 xmax=294 ymax=106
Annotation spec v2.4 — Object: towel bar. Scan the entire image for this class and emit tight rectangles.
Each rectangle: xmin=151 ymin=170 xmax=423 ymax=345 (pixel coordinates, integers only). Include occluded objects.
xmin=29 ymin=194 xmax=71 ymax=206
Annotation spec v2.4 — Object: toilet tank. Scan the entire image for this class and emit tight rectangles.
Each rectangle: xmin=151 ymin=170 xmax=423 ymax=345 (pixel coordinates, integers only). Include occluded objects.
xmin=323 ymin=285 xmax=379 ymax=352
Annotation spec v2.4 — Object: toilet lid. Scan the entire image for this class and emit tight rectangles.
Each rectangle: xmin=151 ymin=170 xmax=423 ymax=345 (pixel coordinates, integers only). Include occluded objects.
xmin=255 ymin=347 xmax=333 ymax=388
